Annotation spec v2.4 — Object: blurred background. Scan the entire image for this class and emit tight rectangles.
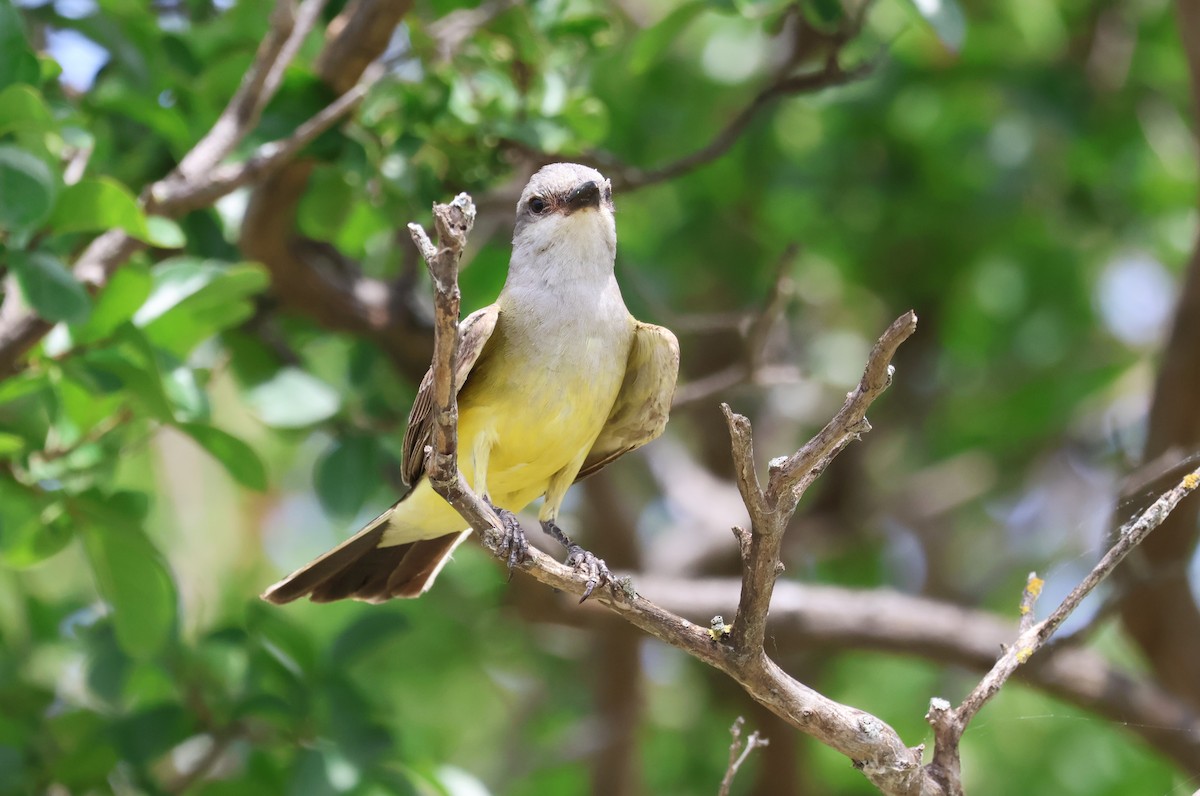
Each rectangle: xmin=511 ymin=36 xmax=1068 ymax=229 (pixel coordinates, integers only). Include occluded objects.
xmin=1 ymin=0 xmax=1198 ymax=793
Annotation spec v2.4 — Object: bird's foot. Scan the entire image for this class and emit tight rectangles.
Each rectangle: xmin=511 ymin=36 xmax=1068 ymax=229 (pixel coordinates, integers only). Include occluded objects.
xmin=541 ymin=520 xmax=611 ymax=603
xmin=487 ymin=499 xmax=530 ymax=575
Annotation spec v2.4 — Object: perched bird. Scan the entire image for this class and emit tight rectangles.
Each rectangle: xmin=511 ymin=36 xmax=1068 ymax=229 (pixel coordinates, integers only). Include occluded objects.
xmin=263 ymin=163 xmax=679 ymax=605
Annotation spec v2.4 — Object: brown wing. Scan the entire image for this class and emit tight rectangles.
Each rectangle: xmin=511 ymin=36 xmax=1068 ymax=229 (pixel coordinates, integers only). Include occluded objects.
xmin=401 ymin=305 xmax=500 ymax=486
xmin=577 ymin=321 xmax=679 ymax=481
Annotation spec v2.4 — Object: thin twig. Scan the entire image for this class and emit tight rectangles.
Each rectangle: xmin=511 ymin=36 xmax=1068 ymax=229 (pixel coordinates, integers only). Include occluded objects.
xmin=672 ymin=245 xmax=801 ymax=408
xmin=718 ymin=716 xmax=770 ymax=796
xmin=927 ymin=466 xmax=1200 ymax=795
xmin=613 ymin=59 xmax=873 ymax=191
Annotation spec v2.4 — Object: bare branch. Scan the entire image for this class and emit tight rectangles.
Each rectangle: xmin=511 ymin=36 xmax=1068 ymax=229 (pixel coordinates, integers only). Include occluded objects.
xmin=928 ymin=466 xmax=1200 ymax=794
xmin=673 ymin=245 xmax=800 ymax=408
xmin=718 ymin=717 xmax=770 ymax=796
xmin=767 ymin=311 xmax=916 ymax=510
xmin=406 ymin=192 xmax=930 ymax=796
xmin=153 ymin=67 xmax=381 ymax=214
xmin=613 ymin=59 xmax=873 ymax=192
xmin=175 ymin=0 xmax=328 ymax=181
xmin=425 ymin=0 xmax=520 ymax=63
xmin=726 ymin=311 xmax=916 ymax=659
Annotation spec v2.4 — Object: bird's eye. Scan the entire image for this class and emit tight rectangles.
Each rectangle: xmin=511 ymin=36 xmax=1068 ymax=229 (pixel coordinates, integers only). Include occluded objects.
xmin=603 ymin=185 xmax=612 ymax=203
xmin=528 ymin=197 xmax=548 ymax=215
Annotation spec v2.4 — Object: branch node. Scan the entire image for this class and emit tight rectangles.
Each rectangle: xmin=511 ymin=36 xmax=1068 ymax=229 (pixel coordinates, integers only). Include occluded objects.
xmin=731 ymin=525 xmax=753 ymax=564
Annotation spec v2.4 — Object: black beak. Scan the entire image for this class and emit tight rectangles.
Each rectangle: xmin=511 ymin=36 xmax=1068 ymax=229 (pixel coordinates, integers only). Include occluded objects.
xmin=565 ymin=180 xmax=601 ymax=212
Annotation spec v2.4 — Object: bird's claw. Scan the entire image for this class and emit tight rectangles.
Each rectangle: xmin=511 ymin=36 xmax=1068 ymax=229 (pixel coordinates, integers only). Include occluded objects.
xmin=490 ymin=503 xmax=530 ymax=575
xmin=567 ymin=543 xmax=611 ymax=603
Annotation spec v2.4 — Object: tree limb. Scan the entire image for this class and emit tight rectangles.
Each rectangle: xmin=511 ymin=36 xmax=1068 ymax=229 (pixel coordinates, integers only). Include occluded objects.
xmin=173 ymin=0 xmax=328 ymax=181
xmin=407 ymin=192 xmax=931 ymax=796
xmin=633 ymin=575 xmax=1200 ymax=777
xmin=0 ymin=0 xmax=362 ymax=379
xmin=238 ymin=0 xmax=436 ymax=381
xmin=929 ymin=466 xmax=1200 ymax=794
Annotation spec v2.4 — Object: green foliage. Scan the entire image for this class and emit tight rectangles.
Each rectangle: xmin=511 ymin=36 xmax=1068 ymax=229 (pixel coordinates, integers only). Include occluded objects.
xmin=0 ymin=0 xmax=1194 ymax=793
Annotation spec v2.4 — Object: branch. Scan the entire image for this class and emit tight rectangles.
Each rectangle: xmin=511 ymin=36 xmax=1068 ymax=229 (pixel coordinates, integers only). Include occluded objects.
xmin=407 ymin=193 xmax=931 ymax=796
xmin=634 ymin=576 xmax=1200 ymax=777
xmin=928 ymin=466 xmax=1200 ymax=794
xmin=612 ymin=58 xmax=873 ymax=191
xmin=173 ymin=0 xmax=328 ymax=181
xmin=727 ymin=311 xmax=917 ymax=658
xmin=0 ymin=1 xmax=368 ymax=379
xmin=1112 ymin=0 xmax=1200 ymax=709
xmin=718 ymin=717 xmax=770 ymax=796
xmin=239 ymin=0 xmax=434 ymax=381
xmin=484 ymin=14 xmax=876 ymax=201
xmin=153 ymin=67 xmax=381 ymax=214
xmin=672 ymin=245 xmax=801 ymax=408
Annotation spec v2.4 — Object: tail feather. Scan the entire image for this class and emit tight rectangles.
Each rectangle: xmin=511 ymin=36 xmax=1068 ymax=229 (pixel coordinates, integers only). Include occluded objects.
xmin=261 ymin=503 xmax=469 ymax=604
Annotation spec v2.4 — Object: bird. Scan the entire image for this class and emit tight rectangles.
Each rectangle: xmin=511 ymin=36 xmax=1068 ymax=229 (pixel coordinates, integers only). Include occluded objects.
xmin=262 ymin=162 xmax=679 ymax=605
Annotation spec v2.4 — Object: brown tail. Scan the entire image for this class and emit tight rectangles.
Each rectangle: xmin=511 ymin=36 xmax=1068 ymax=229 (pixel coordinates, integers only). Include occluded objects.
xmin=261 ymin=504 xmax=469 ymax=604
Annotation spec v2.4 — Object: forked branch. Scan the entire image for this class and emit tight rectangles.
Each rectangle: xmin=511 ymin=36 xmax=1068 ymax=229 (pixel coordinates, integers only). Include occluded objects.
xmin=407 ymin=192 xmax=930 ymax=796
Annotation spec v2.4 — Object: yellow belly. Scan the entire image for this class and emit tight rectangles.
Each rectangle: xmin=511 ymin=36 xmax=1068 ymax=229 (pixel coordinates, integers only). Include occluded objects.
xmin=381 ymin=342 xmax=626 ymax=545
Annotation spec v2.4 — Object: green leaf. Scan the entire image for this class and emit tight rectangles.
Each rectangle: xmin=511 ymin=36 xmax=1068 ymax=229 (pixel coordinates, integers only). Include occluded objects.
xmin=132 ymin=258 xmax=270 ymax=358
xmin=904 ymin=0 xmax=966 ymax=52
xmin=71 ymin=263 xmax=152 ymax=344
xmin=47 ymin=178 xmax=151 ymax=241
xmin=0 ymin=1 xmax=39 ymax=90
xmin=0 ymin=144 xmax=58 ymax=236
xmin=0 ymin=84 xmax=54 ymax=136
xmin=178 ymin=422 xmax=268 ymax=491
xmin=0 ymin=370 xmax=48 ymax=405
xmin=808 ymin=0 xmax=843 ymax=24
xmin=139 ymin=262 xmax=269 ymax=357
xmin=145 ymin=216 xmax=186 ymax=248
xmin=79 ymin=492 xmax=177 ymax=659
xmin=55 ymin=367 xmax=121 ymax=439
xmin=9 ymin=251 xmax=92 ymax=324
xmin=246 ymin=367 xmax=341 ymax=429
xmin=314 ymin=435 xmax=379 ymax=518
xmin=0 ymin=481 xmax=73 ymax=568
xmin=82 ymin=327 xmax=174 ymax=421
xmin=162 ymin=365 xmax=208 ymax=421
xmin=628 ymin=1 xmax=708 ymax=74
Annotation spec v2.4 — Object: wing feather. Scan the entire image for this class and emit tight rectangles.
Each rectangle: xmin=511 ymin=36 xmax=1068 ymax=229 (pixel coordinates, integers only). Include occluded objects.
xmin=577 ymin=321 xmax=679 ymax=481
xmin=401 ymin=305 xmax=500 ymax=486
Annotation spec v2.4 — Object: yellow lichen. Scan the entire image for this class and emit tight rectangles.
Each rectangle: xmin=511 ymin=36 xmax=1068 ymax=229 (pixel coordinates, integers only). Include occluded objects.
xmin=1016 ymin=647 xmax=1034 ymax=664
xmin=1184 ymin=473 xmax=1199 ymax=491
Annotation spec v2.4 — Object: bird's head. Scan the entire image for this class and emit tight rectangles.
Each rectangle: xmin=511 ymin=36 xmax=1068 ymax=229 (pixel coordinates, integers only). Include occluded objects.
xmin=511 ymin=163 xmax=616 ymax=273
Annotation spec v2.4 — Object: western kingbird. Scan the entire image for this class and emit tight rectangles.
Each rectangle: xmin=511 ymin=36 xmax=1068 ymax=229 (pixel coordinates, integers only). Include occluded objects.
xmin=263 ymin=163 xmax=679 ymax=604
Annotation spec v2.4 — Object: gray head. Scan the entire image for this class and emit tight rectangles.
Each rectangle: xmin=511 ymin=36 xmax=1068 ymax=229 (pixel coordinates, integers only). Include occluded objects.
xmin=511 ymin=163 xmax=616 ymax=265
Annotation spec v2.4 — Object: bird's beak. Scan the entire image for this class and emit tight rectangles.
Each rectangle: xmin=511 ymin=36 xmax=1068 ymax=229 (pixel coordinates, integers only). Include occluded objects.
xmin=565 ymin=180 xmax=601 ymax=213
